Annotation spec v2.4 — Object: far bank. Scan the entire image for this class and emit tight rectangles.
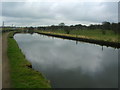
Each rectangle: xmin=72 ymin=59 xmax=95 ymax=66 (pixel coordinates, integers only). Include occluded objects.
xmin=35 ymin=30 xmax=120 ymax=48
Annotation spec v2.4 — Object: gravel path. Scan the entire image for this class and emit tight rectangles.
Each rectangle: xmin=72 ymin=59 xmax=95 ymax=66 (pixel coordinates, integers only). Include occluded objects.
xmin=2 ymin=33 xmax=10 ymax=88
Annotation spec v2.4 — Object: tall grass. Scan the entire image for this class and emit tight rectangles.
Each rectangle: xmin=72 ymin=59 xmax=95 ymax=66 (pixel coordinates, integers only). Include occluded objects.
xmin=37 ymin=29 xmax=119 ymax=43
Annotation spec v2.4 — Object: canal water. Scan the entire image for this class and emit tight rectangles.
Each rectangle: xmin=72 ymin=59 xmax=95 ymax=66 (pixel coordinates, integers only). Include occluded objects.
xmin=14 ymin=33 xmax=118 ymax=88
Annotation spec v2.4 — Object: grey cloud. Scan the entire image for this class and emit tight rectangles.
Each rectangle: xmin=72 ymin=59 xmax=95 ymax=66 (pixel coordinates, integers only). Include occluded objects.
xmin=52 ymin=2 xmax=118 ymax=23
xmin=2 ymin=1 xmax=118 ymax=26
xmin=2 ymin=2 xmax=55 ymax=19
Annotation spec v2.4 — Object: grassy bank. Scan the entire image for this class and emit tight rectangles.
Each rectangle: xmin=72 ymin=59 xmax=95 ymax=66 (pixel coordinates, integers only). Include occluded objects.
xmin=7 ymin=32 xmax=51 ymax=88
xmin=36 ymin=29 xmax=119 ymax=43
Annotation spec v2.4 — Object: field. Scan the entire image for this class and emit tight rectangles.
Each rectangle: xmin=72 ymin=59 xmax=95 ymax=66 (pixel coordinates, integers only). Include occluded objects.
xmin=36 ymin=29 xmax=120 ymax=43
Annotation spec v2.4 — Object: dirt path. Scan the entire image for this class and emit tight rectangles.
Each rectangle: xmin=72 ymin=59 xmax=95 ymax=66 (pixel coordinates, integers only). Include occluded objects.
xmin=0 ymin=34 xmax=2 ymax=89
xmin=2 ymin=32 xmax=10 ymax=88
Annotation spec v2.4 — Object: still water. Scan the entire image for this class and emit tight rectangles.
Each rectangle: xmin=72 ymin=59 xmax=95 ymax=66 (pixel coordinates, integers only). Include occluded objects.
xmin=14 ymin=33 xmax=118 ymax=88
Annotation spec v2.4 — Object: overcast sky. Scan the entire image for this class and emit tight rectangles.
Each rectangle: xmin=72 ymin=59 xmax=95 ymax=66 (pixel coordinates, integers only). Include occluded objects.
xmin=1 ymin=0 xmax=119 ymax=27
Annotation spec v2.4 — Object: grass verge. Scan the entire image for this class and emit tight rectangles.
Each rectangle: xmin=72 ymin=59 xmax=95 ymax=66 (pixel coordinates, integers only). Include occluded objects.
xmin=36 ymin=29 xmax=120 ymax=43
xmin=7 ymin=32 xmax=51 ymax=88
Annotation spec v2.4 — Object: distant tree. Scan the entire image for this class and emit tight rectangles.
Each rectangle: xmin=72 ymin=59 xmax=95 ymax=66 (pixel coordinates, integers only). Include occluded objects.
xmin=118 ymin=22 xmax=120 ymax=34
xmin=74 ymin=24 xmax=82 ymax=30
xmin=102 ymin=21 xmax=111 ymax=30
xmin=59 ymin=23 xmax=65 ymax=26
xmin=29 ymin=26 xmax=34 ymax=30
xmin=89 ymin=24 xmax=95 ymax=29
xmin=70 ymin=25 xmax=74 ymax=27
xmin=75 ymin=24 xmax=82 ymax=27
xmin=51 ymin=25 xmax=55 ymax=27
xmin=111 ymin=23 xmax=118 ymax=34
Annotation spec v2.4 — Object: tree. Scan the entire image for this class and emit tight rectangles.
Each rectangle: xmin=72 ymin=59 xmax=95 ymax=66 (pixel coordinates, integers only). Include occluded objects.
xmin=111 ymin=23 xmax=118 ymax=34
xmin=102 ymin=21 xmax=111 ymax=30
xmin=118 ymin=22 xmax=120 ymax=34
xmin=59 ymin=23 xmax=65 ymax=26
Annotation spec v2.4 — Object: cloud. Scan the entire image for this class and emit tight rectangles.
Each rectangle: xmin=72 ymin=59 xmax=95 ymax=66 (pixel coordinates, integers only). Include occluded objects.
xmin=1 ymin=1 xmax=118 ymax=26
xmin=2 ymin=0 xmax=120 ymax=2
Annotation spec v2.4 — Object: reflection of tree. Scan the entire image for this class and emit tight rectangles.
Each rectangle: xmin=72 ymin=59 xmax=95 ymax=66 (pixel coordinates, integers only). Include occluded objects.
xmin=28 ymin=26 xmax=34 ymax=34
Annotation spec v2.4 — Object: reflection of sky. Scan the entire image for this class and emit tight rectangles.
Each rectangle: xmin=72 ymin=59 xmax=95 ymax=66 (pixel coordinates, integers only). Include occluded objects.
xmin=14 ymin=33 xmax=118 ymax=88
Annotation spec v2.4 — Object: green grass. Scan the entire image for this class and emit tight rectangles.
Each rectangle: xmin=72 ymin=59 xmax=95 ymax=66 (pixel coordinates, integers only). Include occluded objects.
xmin=36 ymin=29 xmax=119 ymax=43
xmin=70 ymin=29 xmax=119 ymax=42
xmin=7 ymin=32 xmax=51 ymax=88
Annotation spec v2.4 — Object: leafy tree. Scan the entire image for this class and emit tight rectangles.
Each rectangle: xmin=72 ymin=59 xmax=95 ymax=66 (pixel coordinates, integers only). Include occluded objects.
xmin=102 ymin=21 xmax=111 ymax=30
xmin=59 ymin=23 xmax=65 ymax=26
xmin=111 ymin=23 xmax=118 ymax=34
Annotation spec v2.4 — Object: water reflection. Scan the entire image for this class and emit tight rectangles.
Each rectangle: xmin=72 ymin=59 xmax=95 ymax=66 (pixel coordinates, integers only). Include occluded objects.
xmin=14 ymin=33 xmax=118 ymax=88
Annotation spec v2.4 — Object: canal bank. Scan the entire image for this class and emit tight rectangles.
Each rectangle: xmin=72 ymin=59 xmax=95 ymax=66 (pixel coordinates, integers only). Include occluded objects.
xmin=36 ymin=31 xmax=120 ymax=48
xmin=7 ymin=32 xmax=51 ymax=88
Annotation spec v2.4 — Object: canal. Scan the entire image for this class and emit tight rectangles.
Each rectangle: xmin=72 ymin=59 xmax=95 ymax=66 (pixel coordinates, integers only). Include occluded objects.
xmin=14 ymin=33 xmax=118 ymax=88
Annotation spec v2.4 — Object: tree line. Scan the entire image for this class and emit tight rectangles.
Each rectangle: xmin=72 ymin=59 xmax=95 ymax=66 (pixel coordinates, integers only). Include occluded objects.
xmin=35 ymin=21 xmax=120 ymax=35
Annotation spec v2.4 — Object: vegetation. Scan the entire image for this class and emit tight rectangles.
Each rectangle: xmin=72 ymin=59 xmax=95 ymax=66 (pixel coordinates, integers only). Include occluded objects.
xmin=7 ymin=32 xmax=51 ymax=88
xmin=35 ymin=29 xmax=119 ymax=43
xmin=35 ymin=22 xmax=120 ymax=43
xmin=36 ymin=30 xmax=120 ymax=43
xmin=2 ymin=21 xmax=120 ymax=43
